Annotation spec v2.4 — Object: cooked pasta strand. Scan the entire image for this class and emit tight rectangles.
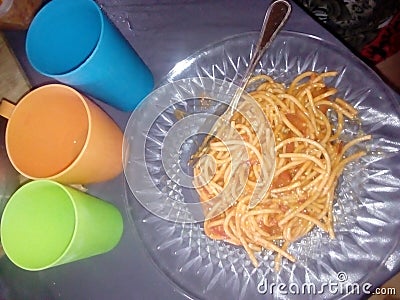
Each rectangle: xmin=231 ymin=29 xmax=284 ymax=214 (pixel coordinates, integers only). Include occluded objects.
xmin=193 ymin=71 xmax=371 ymax=270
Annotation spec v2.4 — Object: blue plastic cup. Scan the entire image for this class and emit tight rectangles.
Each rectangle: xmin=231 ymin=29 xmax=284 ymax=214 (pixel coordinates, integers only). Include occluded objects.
xmin=26 ymin=0 xmax=154 ymax=112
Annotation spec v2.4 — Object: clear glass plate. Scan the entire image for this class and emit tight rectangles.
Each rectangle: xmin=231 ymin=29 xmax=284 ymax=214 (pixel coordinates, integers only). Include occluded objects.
xmin=123 ymin=31 xmax=400 ymax=299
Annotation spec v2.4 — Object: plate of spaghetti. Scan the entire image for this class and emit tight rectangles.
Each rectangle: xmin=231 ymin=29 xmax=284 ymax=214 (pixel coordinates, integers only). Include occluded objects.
xmin=123 ymin=31 xmax=400 ymax=299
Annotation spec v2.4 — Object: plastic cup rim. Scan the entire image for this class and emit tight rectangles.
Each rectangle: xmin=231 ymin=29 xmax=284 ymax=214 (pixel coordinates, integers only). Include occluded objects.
xmin=4 ymin=84 xmax=93 ymax=182
xmin=26 ymin=0 xmax=105 ymax=78
xmin=0 ymin=179 xmax=79 ymax=271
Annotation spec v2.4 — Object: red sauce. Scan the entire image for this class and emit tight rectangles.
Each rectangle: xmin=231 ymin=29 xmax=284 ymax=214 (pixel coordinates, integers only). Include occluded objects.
xmin=285 ymin=112 xmax=308 ymax=135
xmin=208 ymin=224 xmax=228 ymax=240
xmin=271 ymin=169 xmax=292 ymax=189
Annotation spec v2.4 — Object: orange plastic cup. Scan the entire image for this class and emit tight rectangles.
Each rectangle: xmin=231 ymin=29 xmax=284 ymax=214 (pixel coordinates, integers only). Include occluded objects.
xmin=0 ymin=84 xmax=123 ymax=184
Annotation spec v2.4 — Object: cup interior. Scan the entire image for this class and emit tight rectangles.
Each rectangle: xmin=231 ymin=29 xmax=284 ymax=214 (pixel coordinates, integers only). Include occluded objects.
xmin=0 ymin=181 xmax=76 ymax=270
xmin=5 ymin=85 xmax=89 ymax=179
xmin=26 ymin=0 xmax=102 ymax=75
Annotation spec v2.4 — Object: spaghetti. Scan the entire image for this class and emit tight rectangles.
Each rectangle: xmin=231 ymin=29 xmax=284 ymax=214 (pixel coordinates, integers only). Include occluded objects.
xmin=193 ymin=71 xmax=371 ymax=270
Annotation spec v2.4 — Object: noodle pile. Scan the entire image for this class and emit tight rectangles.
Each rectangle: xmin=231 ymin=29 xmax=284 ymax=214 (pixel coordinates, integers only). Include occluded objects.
xmin=193 ymin=71 xmax=371 ymax=270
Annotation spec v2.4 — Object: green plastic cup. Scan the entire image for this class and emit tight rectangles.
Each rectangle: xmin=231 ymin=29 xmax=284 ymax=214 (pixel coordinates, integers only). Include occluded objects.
xmin=0 ymin=180 xmax=123 ymax=271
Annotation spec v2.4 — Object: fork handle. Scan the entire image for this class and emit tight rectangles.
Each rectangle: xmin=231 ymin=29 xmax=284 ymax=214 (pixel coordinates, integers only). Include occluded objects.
xmin=240 ymin=0 xmax=292 ymax=89
xmin=229 ymin=0 xmax=292 ymax=115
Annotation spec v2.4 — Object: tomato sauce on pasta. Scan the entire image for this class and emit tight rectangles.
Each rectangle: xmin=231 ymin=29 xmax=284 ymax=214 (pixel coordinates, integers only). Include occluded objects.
xmin=193 ymin=71 xmax=371 ymax=270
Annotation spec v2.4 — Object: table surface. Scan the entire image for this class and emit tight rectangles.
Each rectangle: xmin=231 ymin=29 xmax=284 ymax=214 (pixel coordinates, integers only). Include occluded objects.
xmin=1 ymin=1 xmax=400 ymax=299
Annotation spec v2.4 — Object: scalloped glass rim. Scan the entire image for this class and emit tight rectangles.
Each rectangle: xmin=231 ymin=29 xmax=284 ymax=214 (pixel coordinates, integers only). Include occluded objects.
xmin=124 ymin=30 xmax=400 ymax=300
